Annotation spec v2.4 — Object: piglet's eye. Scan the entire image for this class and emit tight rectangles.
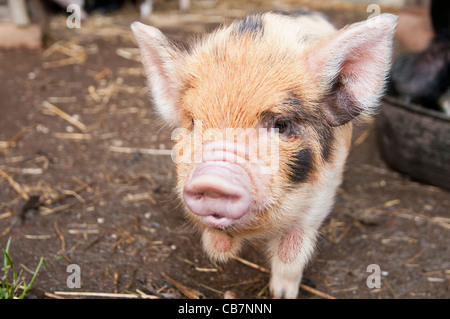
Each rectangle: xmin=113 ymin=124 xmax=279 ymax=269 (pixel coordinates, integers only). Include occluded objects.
xmin=273 ymin=118 xmax=291 ymax=135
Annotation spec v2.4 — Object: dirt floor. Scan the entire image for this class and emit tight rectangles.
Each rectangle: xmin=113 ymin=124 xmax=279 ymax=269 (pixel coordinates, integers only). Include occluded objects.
xmin=0 ymin=0 xmax=449 ymax=299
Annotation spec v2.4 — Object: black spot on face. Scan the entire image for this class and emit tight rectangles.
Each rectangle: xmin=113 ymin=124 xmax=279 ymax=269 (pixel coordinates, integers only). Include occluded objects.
xmin=281 ymin=93 xmax=335 ymax=162
xmin=283 ymin=92 xmax=304 ymax=118
xmin=316 ymin=124 xmax=334 ymax=162
xmin=282 ymin=92 xmax=323 ymax=124
xmin=235 ymin=14 xmax=264 ymax=37
xmin=287 ymin=148 xmax=314 ymax=184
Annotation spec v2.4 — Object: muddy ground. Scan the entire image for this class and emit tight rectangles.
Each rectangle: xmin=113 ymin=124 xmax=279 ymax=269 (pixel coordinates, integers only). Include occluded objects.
xmin=0 ymin=0 xmax=449 ymax=299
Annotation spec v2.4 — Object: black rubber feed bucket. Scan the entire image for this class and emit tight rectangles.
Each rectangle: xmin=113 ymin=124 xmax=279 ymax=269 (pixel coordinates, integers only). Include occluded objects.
xmin=377 ymin=96 xmax=450 ymax=191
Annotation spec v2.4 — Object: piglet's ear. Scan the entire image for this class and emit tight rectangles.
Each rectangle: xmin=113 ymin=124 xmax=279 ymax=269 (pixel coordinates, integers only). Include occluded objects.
xmin=131 ymin=22 xmax=184 ymax=126
xmin=308 ymin=14 xmax=397 ymax=127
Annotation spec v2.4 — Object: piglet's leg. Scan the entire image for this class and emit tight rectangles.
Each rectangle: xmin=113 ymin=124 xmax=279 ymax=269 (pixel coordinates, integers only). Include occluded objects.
xmin=269 ymin=227 xmax=318 ymax=298
xmin=201 ymin=229 xmax=243 ymax=262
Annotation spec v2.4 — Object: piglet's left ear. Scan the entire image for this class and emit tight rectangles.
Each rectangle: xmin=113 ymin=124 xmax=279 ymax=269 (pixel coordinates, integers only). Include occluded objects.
xmin=308 ymin=14 xmax=397 ymax=127
xmin=131 ymin=22 xmax=184 ymax=126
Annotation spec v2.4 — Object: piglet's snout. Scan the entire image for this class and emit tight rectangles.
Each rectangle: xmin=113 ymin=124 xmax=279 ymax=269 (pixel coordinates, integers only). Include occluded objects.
xmin=183 ymin=162 xmax=252 ymax=228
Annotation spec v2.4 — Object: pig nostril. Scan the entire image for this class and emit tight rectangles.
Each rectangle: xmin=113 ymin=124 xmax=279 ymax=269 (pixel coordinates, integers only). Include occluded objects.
xmin=192 ymin=192 xmax=204 ymax=200
xmin=190 ymin=189 xmax=238 ymax=201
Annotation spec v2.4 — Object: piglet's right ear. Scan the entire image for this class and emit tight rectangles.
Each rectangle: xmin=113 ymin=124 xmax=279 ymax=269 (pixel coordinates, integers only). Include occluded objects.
xmin=131 ymin=22 xmax=184 ymax=126
xmin=307 ymin=14 xmax=397 ymax=127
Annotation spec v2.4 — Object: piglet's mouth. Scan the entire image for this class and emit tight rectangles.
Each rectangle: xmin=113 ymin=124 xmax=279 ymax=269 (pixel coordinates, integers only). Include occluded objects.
xmin=183 ymin=162 xmax=252 ymax=229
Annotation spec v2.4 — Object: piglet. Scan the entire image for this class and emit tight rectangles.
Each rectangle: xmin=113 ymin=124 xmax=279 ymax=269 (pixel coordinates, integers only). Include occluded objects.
xmin=132 ymin=11 xmax=397 ymax=298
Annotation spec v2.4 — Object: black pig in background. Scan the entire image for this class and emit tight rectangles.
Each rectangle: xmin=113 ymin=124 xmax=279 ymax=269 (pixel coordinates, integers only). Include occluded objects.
xmin=389 ymin=0 xmax=450 ymax=114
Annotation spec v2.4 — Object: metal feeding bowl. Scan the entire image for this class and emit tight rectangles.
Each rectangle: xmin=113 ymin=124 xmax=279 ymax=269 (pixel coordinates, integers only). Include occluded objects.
xmin=376 ymin=96 xmax=450 ymax=190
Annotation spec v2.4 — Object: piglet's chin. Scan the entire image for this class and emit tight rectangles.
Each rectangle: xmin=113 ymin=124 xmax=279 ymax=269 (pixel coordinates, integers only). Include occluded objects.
xmin=183 ymin=162 xmax=253 ymax=229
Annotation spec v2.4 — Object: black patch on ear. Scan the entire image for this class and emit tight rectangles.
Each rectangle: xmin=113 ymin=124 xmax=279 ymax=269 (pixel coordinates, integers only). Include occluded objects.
xmin=288 ymin=148 xmax=314 ymax=184
xmin=235 ymin=15 xmax=264 ymax=37
xmin=322 ymin=78 xmax=363 ymax=127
